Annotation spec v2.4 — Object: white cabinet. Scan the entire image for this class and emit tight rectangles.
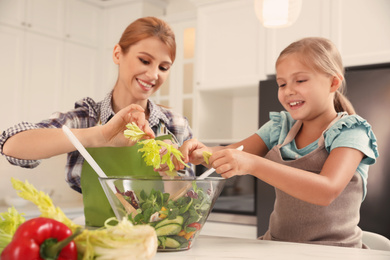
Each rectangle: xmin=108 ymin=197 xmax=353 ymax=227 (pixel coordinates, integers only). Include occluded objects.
xmin=193 ymin=0 xmax=263 ymax=143
xmin=263 ymin=0 xmax=390 ymax=72
xmin=195 ymin=0 xmax=266 ymax=90
xmin=22 ymin=32 xmax=64 ymax=122
xmin=64 ymin=0 xmax=101 ymax=47
xmin=0 ymin=26 xmax=63 ymax=126
xmin=330 ymin=0 xmax=390 ymax=67
xmin=0 ymin=0 xmax=101 ymax=126
xmin=0 ymin=26 xmax=24 ymax=131
xmin=61 ymin=42 xmax=98 ymax=112
xmin=0 ymin=0 xmax=64 ymax=38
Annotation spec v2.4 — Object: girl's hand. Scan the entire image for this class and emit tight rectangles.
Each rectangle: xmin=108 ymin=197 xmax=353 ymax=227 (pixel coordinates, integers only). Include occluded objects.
xmin=100 ymin=104 xmax=154 ymax=147
xmin=209 ymin=149 xmax=249 ymax=179
xmin=177 ymin=139 xmax=210 ymax=170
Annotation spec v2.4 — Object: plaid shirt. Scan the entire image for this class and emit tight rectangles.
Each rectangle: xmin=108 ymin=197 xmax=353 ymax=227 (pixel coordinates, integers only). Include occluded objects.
xmin=0 ymin=92 xmax=193 ymax=192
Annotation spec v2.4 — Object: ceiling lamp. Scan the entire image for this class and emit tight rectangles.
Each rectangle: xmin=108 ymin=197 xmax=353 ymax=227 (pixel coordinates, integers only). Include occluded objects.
xmin=254 ymin=0 xmax=302 ymax=28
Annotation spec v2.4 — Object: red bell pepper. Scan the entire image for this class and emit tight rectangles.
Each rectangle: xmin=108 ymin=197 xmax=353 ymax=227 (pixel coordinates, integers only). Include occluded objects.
xmin=1 ymin=217 xmax=81 ymax=260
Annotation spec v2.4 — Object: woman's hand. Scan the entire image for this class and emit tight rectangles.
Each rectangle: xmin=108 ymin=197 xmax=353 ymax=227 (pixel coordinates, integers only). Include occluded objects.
xmin=100 ymin=104 xmax=154 ymax=147
xmin=154 ymin=139 xmax=177 ymax=174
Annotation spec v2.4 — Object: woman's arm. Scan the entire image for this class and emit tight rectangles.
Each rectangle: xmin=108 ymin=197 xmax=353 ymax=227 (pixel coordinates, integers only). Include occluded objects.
xmin=2 ymin=127 xmax=103 ymax=160
xmin=210 ymin=146 xmax=364 ymax=206
xmin=2 ymin=104 xmax=153 ymax=160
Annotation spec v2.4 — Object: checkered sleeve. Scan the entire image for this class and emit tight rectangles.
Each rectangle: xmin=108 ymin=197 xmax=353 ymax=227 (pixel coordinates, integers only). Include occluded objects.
xmin=0 ymin=97 xmax=98 ymax=169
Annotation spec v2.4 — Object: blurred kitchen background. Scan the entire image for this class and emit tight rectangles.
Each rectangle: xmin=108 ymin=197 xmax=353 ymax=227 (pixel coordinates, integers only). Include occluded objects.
xmin=0 ymin=0 xmax=389 ymax=238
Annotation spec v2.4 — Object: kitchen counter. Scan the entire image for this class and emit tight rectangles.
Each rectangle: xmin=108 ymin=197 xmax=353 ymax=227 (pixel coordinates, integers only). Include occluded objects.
xmin=154 ymin=234 xmax=390 ymax=260
xmin=2 ymin=202 xmax=389 ymax=259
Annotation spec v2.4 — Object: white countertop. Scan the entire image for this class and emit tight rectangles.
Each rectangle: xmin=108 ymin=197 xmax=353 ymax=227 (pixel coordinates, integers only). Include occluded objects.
xmin=154 ymin=234 xmax=390 ymax=260
xmin=2 ymin=203 xmax=389 ymax=259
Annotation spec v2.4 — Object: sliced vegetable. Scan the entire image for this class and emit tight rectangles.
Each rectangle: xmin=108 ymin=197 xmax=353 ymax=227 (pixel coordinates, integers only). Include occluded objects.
xmin=158 ymin=235 xmax=188 ymax=249
xmin=164 ymin=237 xmax=181 ymax=248
xmin=155 ymin=223 xmax=182 ymax=236
xmin=155 ymin=216 xmax=184 ymax=229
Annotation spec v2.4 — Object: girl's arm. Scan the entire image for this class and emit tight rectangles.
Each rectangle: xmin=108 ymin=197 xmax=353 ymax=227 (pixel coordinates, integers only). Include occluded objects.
xmin=210 ymin=146 xmax=364 ymax=206
xmin=178 ymin=133 xmax=269 ymax=169
xmin=2 ymin=104 xmax=153 ymax=160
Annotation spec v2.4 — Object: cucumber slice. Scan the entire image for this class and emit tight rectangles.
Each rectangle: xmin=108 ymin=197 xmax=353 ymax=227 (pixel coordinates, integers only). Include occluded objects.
xmin=155 ymin=223 xmax=182 ymax=236
xmin=155 ymin=215 xmax=184 ymax=229
xmin=164 ymin=237 xmax=181 ymax=248
xmin=163 ymin=236 xmax=189 ymax=249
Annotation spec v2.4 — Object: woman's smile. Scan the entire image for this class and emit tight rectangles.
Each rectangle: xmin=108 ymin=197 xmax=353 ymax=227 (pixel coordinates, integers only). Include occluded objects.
xmin=137 ymin=78 xmax=154 ymax=91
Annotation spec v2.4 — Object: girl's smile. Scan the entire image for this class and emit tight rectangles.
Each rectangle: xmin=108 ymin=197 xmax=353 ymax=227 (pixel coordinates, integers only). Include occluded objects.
xmin=276 ymin=53 xmax=336 ymax=122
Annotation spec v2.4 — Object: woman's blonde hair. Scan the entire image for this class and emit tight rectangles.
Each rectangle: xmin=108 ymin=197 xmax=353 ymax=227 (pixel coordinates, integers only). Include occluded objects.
xmin=276 ymin=37 xmax=355 ymax=114
xmin=118 ymin=16 xmax=176 ymax=63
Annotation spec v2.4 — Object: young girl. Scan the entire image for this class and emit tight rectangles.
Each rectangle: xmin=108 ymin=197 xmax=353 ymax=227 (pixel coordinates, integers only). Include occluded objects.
xmin=0 ymin=17 xmax=193 ymax=193
xmin=178 ymin=37 xmax=378 ymax=248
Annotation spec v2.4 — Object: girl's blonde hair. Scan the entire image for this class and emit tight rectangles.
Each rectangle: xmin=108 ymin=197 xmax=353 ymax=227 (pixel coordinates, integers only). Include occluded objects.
xmin=276 ymin=37 xmax=355 ymax=114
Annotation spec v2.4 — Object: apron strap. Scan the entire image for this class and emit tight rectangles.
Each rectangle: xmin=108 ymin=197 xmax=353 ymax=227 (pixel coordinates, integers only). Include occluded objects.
xmin=279 ymin=112 xmax=348 ymax=148
xmin=318 ymin=112 xmax=347 ymax=146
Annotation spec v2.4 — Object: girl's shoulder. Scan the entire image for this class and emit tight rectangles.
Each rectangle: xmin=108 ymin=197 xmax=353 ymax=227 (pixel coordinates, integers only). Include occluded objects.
xmin=324 ymin=113 xmax=379 ymax=163
xmin=257 ymin=111 xmax=296 ymax=149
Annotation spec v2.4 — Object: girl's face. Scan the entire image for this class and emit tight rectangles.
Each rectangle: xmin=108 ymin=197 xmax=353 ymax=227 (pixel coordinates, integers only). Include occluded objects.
xmin=276 ymin=53 xmax=337 ymax=121
xmin=113 ymin=36 xmax=172 ymax=104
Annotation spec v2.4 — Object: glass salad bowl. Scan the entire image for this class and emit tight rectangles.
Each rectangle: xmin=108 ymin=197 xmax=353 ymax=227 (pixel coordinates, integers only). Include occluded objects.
xmin=98 ymin=175 xmax=226 ymax=251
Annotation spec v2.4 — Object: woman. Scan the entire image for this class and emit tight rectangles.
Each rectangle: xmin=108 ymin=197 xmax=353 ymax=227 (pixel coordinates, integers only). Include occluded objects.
xmin=0 ymin=17 xmax=193 ymax=193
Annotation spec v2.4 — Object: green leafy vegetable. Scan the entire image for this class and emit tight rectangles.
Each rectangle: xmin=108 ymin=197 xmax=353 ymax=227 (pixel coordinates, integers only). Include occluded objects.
xmin=0 ymin=207 xmax=25 ymax=254
xmin=202 ymin=151 xmax=212 ymax=165
xmin=128 ymin=182 xmax=211 ymax=250
xmin=124 ymin=123 xmax=190 ymax=172
xmin=11 ymin=178 xmax=80 ymax=232
xmin=124 ymin=122 xmax=147 ymax=142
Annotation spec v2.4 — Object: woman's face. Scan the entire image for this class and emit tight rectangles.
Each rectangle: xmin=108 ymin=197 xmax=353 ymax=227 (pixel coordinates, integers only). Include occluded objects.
xmin=113 ymin=36 xmax=172 ymax=103
xmin=276 ymin=53 xmax=336 ymax=121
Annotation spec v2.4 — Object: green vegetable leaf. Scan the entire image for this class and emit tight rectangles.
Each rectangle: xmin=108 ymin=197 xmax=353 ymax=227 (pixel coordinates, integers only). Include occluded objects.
xmin=123 ymin=122 xmax=147 ymax=142
xmin=203 ymin=151 xmax=212 ymax=165
xmin=123 ymin=123 xmax=190 ymax=172
xmin=0 ymin=207 xmax=25 ymax=253
xmin=10 ymin=178 xmax=80 ymax=232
